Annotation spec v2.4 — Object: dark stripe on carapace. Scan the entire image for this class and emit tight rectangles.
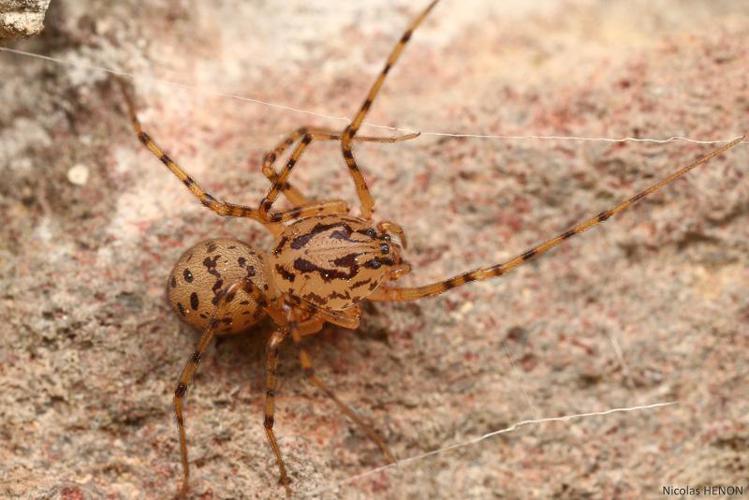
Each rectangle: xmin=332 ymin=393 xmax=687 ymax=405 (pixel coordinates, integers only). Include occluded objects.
xmin=206 ymin=242 xmax=218 ymax=253
xmin=177 ymin=303 xmax=186 ymax=316
xmin=333 ymin=252 xmax=359 ymax=268
xmin=293 ymin=258 xmax=357 ymax=281
xmin=329 ymin=290 xmax=351 ymax=301
xmin=290 ymin=221 xmax=354 ymax=249
xmin=275 ymin=264 xmax=296 ymax=282
xmin=190 ymin=292 xmax=199 ymax=310
xmin=352 ymin=279 xmax=371 ymax=289
xmin=303 ymin=292 xmax=327 ymax=305
xmin=170 ymin=275 xmax=177 ymax=288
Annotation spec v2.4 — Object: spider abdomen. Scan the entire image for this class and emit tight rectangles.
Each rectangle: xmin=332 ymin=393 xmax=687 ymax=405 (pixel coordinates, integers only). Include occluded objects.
xmin=167 ymin=239 xmax=272 ymax=334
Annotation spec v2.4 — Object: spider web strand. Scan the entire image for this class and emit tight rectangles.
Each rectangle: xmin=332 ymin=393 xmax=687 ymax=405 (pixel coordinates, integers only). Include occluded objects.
xmin=0 ymin=47 xmax=744 ymax=145
xmin=306 ymin=400 xmax=677 ymax=496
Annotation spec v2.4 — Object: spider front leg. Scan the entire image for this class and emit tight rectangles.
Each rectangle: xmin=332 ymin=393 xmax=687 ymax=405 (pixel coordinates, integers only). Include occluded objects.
xmin=258 ymin=127 xmax=418 ymax=218
xmin=341 ymin=0 xmax=440 ymax=218
xmin=173 ymin=279 xmax=269 ymax=498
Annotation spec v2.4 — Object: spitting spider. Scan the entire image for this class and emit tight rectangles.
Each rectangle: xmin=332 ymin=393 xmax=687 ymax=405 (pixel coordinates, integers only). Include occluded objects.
xmin=119 ymin=0 xmax=743 ymax=496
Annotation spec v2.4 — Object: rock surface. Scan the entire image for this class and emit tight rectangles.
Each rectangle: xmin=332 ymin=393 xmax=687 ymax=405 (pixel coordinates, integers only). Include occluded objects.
xmin=1 ymin=1 xmax=747 ymax=498
xmin=0 ymin=0 xmax=51 ymax=40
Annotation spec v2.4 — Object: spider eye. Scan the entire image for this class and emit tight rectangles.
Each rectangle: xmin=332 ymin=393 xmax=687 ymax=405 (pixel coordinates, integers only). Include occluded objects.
xmin=365 ymin=258 xmax=382 ymax=269
xmin=380 ymin=243 xmax=390 ymax=254
xmin=366 ymin=228 xmax=377 ymax=238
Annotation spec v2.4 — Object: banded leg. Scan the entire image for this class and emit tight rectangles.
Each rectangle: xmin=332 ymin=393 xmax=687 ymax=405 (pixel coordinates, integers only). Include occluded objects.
xmin=267 ymin=200 xmax=350 ymax=223
xmin=341 ymin=0 xmax=440 ymax=218
xmin=262 ymin=315 xmax=327 ymax=491
xmin=290 ymin=320 xmax=395 ymax=463
xmin=260 ymin=127 xmax=419 ymax=217
xmin=263 ymin=328 xmax=291 ymax=491
xmin=378 ymin=220 xmax=409 ymax=249
xmin=174 ymin=279 xmax=268 ymax=497
xmin=119 ymin=81 xmax=275 ymax=226
xmin=370 ymin=136 xmax=745 ymax=302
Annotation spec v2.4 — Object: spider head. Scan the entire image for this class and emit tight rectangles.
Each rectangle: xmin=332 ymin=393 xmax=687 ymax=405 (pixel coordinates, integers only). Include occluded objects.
xmin=359 ymin=226 xmax=405 ymax=276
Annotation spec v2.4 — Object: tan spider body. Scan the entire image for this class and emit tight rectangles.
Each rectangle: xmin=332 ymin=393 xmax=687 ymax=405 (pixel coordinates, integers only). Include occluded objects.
xmin=168 ymin=215 xmax=405 ymax=336
xmin=118 ymin=0 xmax=742 ymax=495
xmin=272 ymin=215 xmax=405 ymax=311
xmin=167 ymin=239 xmax=271 ymax=334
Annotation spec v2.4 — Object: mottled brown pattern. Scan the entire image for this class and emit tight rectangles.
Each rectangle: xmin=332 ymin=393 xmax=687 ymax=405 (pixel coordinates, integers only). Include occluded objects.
xmin=272 ymin=215 xmax=404 ymax=310
xmin=167 ymin=239 xmax=274 ymax=335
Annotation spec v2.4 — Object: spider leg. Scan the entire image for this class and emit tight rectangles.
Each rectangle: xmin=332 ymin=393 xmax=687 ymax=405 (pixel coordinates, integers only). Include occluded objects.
xmin=304 ymin=303 xmax=361 ymax=331
xmin=173 ymin=279 xmax=269 ymax=497
xmin=118 ymin=81 xmax=279 ymax=225
xmin=377 ymin=220 xmax=409 ymax=249
xmin=267 ymin=200 xmax=350 ymax=223
xmin=262 ymin=127 xmax=419 ymax=206
xmin=258 ymin=127 xmax=418 ymax=219
xmin=341 ymin=0 xmax=440 ymax=218
xmin=289 ymin=316 xmax=395 ymax=464
xmin=370 ymin=136 xmax=745 ymax=301
xmin=263 ymin=327 xmax=291 ymax=492
xmin=262 ymin=315 xmax=325 ymax=492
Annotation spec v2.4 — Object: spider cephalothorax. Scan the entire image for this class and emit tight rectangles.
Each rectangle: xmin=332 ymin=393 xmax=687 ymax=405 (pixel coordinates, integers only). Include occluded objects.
xmin=119 ymin=0 xmax=742 ymax=495
xmin=272 ymin=215 xmax=406 ymax=311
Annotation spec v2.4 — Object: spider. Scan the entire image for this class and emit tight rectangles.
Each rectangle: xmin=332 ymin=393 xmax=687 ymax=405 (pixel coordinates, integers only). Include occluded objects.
xmin=118 ymin=0 xmax=743 ymax=496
